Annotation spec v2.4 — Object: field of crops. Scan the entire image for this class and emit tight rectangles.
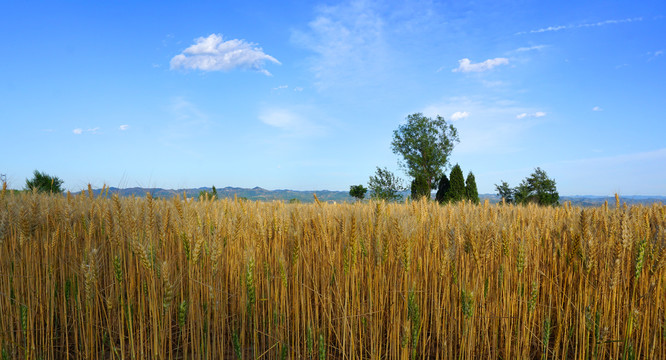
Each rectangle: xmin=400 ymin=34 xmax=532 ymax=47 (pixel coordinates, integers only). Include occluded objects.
xmin=0 ymin=187 xmax=664 ymax=359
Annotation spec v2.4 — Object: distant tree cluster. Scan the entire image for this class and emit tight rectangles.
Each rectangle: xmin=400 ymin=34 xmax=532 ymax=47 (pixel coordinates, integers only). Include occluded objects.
xmin=435 ymin=164 xmax=479 ymax=204
xmin=495 ymin=168 xmax=559 ymax=206
xmin=349 ymin=112 xmax=558 ymax=206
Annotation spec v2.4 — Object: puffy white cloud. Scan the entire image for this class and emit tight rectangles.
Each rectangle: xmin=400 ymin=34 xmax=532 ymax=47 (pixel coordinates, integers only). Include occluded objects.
xmin=450 ymin=111 xmax=469 ymax=121
xmin=119 ymin=124 xmax=129 ymax=130
xmin=73 ymin=128 xmax=83 ymax=135
xmin=592 ymin=106 xmax=603 ymax=112
xmin=453 ymin=58 xmax=509 ymax=73
xmin=534 ymin=111 xmax=546 ymax=117
xmin=170 ymin=34 xmax=280 ymax=75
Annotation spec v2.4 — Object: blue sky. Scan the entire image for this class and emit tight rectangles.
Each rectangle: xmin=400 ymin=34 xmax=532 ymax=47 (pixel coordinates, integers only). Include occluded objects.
xmin=1 ymin=1 xmax=665 ymax=195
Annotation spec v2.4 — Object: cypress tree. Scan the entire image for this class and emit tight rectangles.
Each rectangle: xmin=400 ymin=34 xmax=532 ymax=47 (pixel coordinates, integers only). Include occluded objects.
xmin=410 ymin=174 xmax=430 ymax=201
xmin=435 ymin=174 xmax=450 ymax=203
xmin=448 ymin=164 xmax=466 ymax=203
xmin=465 ymin=171 xmax=479 ymax=204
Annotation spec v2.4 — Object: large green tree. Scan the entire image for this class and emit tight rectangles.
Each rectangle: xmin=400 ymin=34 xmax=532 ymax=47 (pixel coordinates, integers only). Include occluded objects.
xmin=368 ymin=167 xmax=404 ymax=202
xmin=25 ymin=170 xmax=64 ymax=193
xmin=465 ymin=172 xmax=479 ymax=204
xmin=391 ymin=113 xmax=459 ymax=193
xmin=447 ymin=164 xmax=466 ymax=203
xmin=349 ymin=184 xmax=368 ymax=200
xmin=514 ymin=168 xmax=559 ymax=206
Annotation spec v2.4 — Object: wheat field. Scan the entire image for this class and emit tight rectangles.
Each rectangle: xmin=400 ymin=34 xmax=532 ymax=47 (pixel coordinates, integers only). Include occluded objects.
xmin=0 ymin=186 xmax=664 ymax=359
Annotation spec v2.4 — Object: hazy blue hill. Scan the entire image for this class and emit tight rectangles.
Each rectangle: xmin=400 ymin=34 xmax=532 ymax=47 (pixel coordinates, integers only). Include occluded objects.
xmin=78 ymin=187 xmax=665 ymax=206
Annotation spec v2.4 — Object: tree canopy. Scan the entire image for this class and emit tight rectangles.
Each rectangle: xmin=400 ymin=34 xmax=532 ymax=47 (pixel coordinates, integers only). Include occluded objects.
xmin=446 ymin=164 xmax=466 ymax=203
xmin=465 ymin=172 xmax=479 ymax=204
xmin=410 ymin=174 xmax=430 ymax=201
xmin=368 ymin=167 xmax=404 ymax=202
xmin=25 ymin=170 xmax=64 ymax=193
xmin=349 ymin=184 xmax=368 ymax=200
xmin=391 ymin=113 xmax=459 ymax=193
xmin=495 ymin=181 xmax=514 ymax=204
xmin=435 ymin=174 xmax=450 ymax=203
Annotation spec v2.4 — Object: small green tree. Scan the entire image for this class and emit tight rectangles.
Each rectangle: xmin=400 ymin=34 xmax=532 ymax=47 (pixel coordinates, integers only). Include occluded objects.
xmin=349 ymin=184 xmax=368 ymax=200
xmin=435 ymin=174 xmax=450 ymax=203
xmin=25 ymin=170 xmax=64 ymax=193
xmin=465 ymin=172 xmax=479 ymax=204
xmin=514 ymin=168 xmax=559 ymax=206
xmin=447 ymin=164 xmax=466 ymax=203
xmin=495 ymin=181 xmax=514 ymax=204
xmin=410 ymin=174 xmax=430 ymax=201
xmin=368 ymin=167 xmax=404 ymax=202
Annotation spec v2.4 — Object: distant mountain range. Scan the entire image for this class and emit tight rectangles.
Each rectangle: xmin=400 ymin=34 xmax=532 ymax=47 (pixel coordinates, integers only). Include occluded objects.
xmin=84 ymin=186 xmax=666 ymax=207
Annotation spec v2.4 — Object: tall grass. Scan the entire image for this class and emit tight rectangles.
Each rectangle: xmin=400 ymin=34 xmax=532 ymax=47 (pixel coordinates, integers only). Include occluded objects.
xmin=0 ymin=186 xmax=664 ymax=359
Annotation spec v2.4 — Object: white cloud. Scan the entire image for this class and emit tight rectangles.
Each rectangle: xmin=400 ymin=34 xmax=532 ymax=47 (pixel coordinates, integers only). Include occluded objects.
xmin=293 ymin=87 xmax=304 ymax=92
xmin=518 ymin=17 xmax=642 ymax=35
xmin=258 ymin=107 xmax=326 ymax=137
xmin=73 ymin=128 xmax=83 ymax=135
xmin=592 ymin=106 xmax=603 ymax=112
xmin=119 ymin=124 xmax=129 ymax=130
xmin=273 ymin=85 xmax=288 ymax=90
xmin=515 ymin=45 xmax=547 ymax=52
xmin=259 ymin=109 xmax=299 ymax=129
xmin=516 ymin=112 xmax=546 ymax=119
xmin=170 ymin=34 xmax=280 ymax=75
xmin=453 ymin=58 xmax=509 ymax=73
xmin=450 ymin=111 xmax=469 ymax=121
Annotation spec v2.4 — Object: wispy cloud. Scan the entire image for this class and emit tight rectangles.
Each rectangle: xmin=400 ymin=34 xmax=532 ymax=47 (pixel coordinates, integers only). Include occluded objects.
xmin=450 ymin=111 xmax=469 ymax=121
xmin=170 ymin=34 xmax=280 ymax=75
xmin=259 ymin=107 xmax=326 ymax=137
xmin=517 ymin=17 xmax=643 ymax=35
xmin=647 ymin=50 xmax=664 ymax=61
xmin=592 ymin=106 xmax=603 ymax=112
xmin=73 ymin=127 xmax=100 ymax=135
xmin=452 ymin=58 xmax=509 ymax=73
xmin=293 ymin=87 xmax=304 ymax=92
xmin=516 ymin=111 xmax=546 ymax=119
xmin=119 ymin=124 xmax=129 ymax=130
xmin=160 ymin=97 xmax=215 ymax=155
xmin=272 ymin=85 xmax=288 ymax=91
xmin=291 ymin=1 xmax=390 ymax=89
xmin=515 ymin=45 xmax=547 ymax=52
